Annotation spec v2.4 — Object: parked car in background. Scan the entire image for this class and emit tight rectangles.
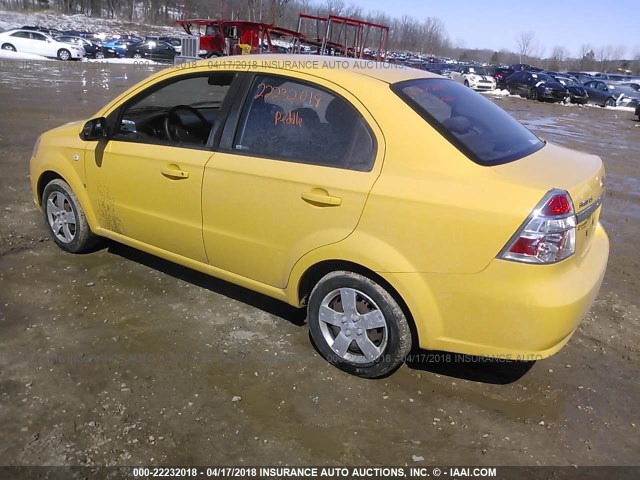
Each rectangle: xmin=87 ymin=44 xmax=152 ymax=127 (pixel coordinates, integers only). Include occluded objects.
xmin=55 ymin=35 xmax=104 ymax=59
xmin=548 ymin=74 xmax=588 ymax=104
xmin=62 ymin=30 xmax=96 ymax=39
xmin=510 ymin=63 xmax=543 ymax=72
xmin=582 ymin=80 xmax=620 ymax=107
xmin=100 ymin=38 xmax=141 ymax=58
xmin=566 ymin=71 xmax=593 ymax=84
xmin=487 ymin=66 xmax=515 ymax=89
xmin=145 ymin=36 xmax=182 ymax=54
xmin=21 ymin=25 xmax=63 ymax=37
xmin=0 ymin=29 xmax=85 ymax=60
xmin=30 ymin=56 xmax=608 ymax=378
xmin=450 ymin=65 xmax=496 ymax=91
xmin=125 ymin=40 xmax=177 ymax=62
xmin=505 ymin=71 xmax=567 ymax=102
xmin=425 ymin=63 xmax=454 ymax=77
xmin=593 ymin=73 xmax=633 ymax=81
xmin=610 ymin=84 xmax=640 ymax=109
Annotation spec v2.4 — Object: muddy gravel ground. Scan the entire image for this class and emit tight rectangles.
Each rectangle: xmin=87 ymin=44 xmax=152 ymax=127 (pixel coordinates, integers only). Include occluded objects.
xmin=0 ymin=61 xmax=638 ymax=468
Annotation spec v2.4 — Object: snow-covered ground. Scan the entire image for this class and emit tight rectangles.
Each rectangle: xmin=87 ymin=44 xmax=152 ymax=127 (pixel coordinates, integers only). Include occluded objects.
xmin=0 ymin=9 xmax=179 ymax=38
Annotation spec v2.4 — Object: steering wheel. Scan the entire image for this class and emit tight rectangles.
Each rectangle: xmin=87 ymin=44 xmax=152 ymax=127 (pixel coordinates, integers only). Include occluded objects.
xmin=163 ymin=105 xmax=210 ymax=144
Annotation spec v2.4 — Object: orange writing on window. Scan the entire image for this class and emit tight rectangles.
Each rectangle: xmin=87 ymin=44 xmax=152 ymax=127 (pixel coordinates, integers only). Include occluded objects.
xmin=274 ymin=110 xmax=303 ymax=127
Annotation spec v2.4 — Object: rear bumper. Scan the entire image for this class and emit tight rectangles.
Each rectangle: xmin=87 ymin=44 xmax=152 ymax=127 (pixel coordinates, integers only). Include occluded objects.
xmin=383 ymin=223 xmax=609 ymax=359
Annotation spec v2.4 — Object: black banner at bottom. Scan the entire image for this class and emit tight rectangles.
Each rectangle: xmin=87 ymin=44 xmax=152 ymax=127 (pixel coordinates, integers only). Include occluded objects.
xmin=0 ymin=466 xmax=637 ymax=480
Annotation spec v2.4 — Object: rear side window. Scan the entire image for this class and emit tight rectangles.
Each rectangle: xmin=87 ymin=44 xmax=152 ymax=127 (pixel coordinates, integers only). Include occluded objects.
xmin=392 ymin=78 xmax=543 ymax=165
xmin=233 ymin=75 xmax=376 ymax=171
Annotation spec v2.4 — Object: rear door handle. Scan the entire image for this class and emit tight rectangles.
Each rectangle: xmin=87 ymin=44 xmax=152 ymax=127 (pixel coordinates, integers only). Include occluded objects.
xmin=301 ymin=189 xmax=342 ymax=206
xmin=161 ymin=164 xmax=190 ymax=179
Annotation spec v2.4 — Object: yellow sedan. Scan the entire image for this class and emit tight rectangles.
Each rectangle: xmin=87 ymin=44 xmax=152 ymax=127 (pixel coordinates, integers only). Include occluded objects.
xmin=30 ymin=55 xmax=609 ymax=378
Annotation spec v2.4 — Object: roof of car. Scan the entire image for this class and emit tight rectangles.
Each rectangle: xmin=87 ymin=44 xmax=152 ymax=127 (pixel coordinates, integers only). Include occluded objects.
xmin=203 ymin=54 xmax=437 ymax=84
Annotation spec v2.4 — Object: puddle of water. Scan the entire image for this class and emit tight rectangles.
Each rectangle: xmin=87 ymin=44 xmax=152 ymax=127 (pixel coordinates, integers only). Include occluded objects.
xmin=0 ymin=60 xmax=160 ymax=93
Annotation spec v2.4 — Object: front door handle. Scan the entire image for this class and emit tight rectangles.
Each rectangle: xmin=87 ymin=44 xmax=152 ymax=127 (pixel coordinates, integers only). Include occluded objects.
xmin=161 ymin=164 xmax=189 ymax=179
xmin=301 ymin=189 xmax=342 ymax=206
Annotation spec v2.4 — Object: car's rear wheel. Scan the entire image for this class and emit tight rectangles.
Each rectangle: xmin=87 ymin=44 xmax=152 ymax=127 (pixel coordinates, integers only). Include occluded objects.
xmin=604 ymin=97 xmax=615 ymax=107
xmin=57 ymin=48 xmax=71 ymax=61
xmin=308 ymin=271 xmax=412 ymax=378
xmin=529 ymin=88 xmax=538 ymax=100
xmin=2 ymin=43 xmax=16 ymax=51
xmin=42 ymin=179 xmax=98 ymax=253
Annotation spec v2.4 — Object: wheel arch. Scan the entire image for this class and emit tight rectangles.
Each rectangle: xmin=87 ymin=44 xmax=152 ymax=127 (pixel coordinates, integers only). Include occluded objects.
xmin=35 ymin=168 xmax=100 ymax=232
xmin=296 ymin=259 xmax=420 ymax=349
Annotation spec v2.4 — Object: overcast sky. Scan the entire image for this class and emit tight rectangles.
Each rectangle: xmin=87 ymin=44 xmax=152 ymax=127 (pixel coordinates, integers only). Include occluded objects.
xmin=349 ymin=0 xmax=637 ymax=58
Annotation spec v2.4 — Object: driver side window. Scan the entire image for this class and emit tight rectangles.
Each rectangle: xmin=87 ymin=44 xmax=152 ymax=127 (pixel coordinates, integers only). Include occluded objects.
xmin=112 ymin=73 xmax=236 ymax=149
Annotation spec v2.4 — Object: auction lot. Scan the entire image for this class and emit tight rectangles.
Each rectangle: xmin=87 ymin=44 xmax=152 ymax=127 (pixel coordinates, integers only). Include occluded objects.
xmin=0 ymin=61 xmax=638 ymax=466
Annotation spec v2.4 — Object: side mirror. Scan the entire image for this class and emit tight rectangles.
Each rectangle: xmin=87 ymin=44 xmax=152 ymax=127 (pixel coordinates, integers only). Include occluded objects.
xmin=80 ymin=117 xmax=108 ymax=141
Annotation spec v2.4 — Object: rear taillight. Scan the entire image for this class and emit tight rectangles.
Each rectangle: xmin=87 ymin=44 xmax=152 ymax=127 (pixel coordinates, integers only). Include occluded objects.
xmin=499 ymin=189 xmax=576 ymax=264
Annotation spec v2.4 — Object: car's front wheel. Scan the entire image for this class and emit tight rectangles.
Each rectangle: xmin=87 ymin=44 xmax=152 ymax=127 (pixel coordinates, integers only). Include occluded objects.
xmin=604 ymin=97 xmax=615 ymax=107
xmin=2 ymin=43 xmax=16 ymax=51
xmin=308 ymin=271 xmax=412 ymax=378
xmin=94 ymin=51 xmax=105 ymax=59
xmin=57 ymin=48 xmax=71 ymax=61
xmin=529 ymin=88 xmax=538 ymax=100
xmin=42 ymin=179 xmax=98 ymax=253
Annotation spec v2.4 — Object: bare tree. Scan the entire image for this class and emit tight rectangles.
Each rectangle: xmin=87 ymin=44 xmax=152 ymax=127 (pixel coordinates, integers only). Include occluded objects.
xmin=420 ymin=17 xmax=445 ymax=55
xmin=267 ymin=0 xmax=291 ymax=22
xmin=596 ymin=45 xmax=613 ymax=71
xmin=515 ymin=30 xmax=535 ymax=62
xmin=547 ymin=45 xmax=567 ymax=70
xmin=324 ymin=0 xmax=343 ymax=16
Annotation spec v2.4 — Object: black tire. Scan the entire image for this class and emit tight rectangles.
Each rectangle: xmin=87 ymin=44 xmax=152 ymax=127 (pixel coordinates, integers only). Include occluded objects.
xmin=308 ymin=271 xmax=412 ymax=378
xmin=2 ymin=43 xmax=16 ymax=51
xmin=57 ymin=48 xmax=71 ymax=61
xmin=529 ymin=88 xmax=538 ymax=101
xmin=604 ymin=97 xmax=615 ymax=107
xmin=464 ymin=80 xmax=470 ymax=87
xmin=42 ymin=179 xmax=98 ymax=253
xmin=94 ymin=51 xmax=105 ymax=59
xmin=133 ymin=53 xmax=142 ymax=59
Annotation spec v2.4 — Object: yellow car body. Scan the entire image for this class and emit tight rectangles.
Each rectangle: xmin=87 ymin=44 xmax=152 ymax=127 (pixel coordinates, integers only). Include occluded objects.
xmin=30 ymin=55 xmax=609 ymax=377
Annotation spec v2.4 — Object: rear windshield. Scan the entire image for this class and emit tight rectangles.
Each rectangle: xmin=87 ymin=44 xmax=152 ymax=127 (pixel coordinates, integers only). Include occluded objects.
xmin=391 ymin=78 xmax=544 ymax=165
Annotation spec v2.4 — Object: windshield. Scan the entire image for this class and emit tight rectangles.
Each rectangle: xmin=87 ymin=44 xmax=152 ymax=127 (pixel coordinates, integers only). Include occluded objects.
xmin=468 ymin=67 xmax=488 ymax=75
xmin=531 ymin=73 xmax=553 ymax=82
xmin=391 ymin=78 xmax=544 ymax=165
xmin=555 ymin=76 xmax=578 ymax=86
xmin=613 ymin=85 xmax=640 ymax=96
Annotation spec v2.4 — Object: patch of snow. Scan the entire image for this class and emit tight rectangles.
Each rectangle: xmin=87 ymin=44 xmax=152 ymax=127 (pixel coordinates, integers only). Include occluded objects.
xmin=584 ymin=103 xmax=635 ymax=112
xmin=483 ymin=89 xmax=510 ymax=97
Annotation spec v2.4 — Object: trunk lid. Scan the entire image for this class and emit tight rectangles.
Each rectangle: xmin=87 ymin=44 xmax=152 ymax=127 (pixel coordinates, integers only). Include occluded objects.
xmin=494 ymin=142 xmax=605 ymax=257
